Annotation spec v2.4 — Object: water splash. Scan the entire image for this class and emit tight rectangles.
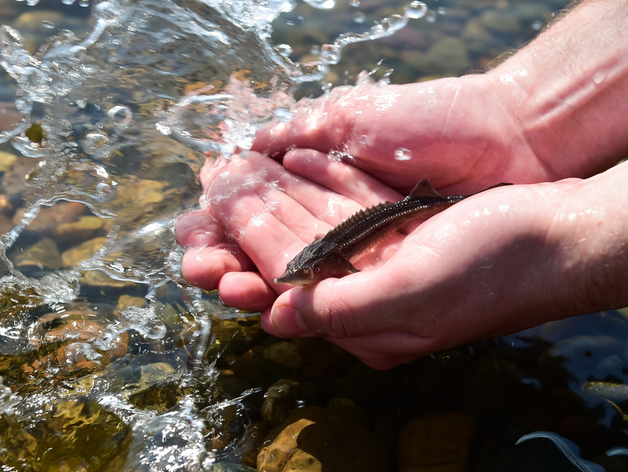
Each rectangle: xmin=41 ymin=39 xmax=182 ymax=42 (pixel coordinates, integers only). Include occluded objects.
xmin=0 ymin=0 xmax=440 ymax=468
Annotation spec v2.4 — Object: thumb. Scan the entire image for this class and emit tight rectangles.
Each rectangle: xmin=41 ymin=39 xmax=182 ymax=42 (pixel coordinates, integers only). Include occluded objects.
xmin=263 ymin=270 xmax=411 ymax=339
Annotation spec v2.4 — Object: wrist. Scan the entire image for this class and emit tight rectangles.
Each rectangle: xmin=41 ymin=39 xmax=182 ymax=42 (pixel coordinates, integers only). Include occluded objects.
xmin=486 ymin=0 xmax=628 ymax=179
xmin=549 ymin=163 xmax=628 ymax=317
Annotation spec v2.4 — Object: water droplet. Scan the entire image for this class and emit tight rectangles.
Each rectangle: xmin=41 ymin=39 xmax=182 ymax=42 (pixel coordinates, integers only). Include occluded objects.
xmin=437 ymin=7 xmax=446 ymax=15
xmin=530 ymin=20 xmax=543 ymax=31
xmin=593 ymin=71 xmax=606 ymax=84
xmin=349 ymin=0 xmax=360 ymax=7
xmin=354 ymin=12 xmax=365 ymax=23
xmin=320 ymin=43 xmax=341 ymax=65
xmin=275 ymin=43 xmax=292 ymax=57
xmin=273 ymin=108 xmax=294 ymax=122
xmin=41 ymin=20 xmax=55 ymax=29
xmin=84 ymin=131 xmax=109 ymax=154
xmin=107 ymin=105 xmax=132 ymax=128
xmin=358 ymin=134 xmax=370 ymax=145
xmin=328 ymin=150 xmax=346 ymax=161
xmin=61 ymin=0 xmax=75 ymax=4
xmin=425 ymin=10 xmax=437 ymax=23
xmin=79 ymin=0 xmax=89 ymax=7
xmin=95 ymin=165 xmax=108 ymax=178
xmin=405 ymin=1 xmax=427 ymax=20
xmin=26 ymin=0 xmax=40 ymax=5
xmin=394 ymin=147 xmax=412 ymax=161
xmin=375 ymin=14 xmax=406 ymax=35
xmin=303 ymin=0 xmax=335 ymax=9
xmin=96 ymin=182 xmax=112 ymax=196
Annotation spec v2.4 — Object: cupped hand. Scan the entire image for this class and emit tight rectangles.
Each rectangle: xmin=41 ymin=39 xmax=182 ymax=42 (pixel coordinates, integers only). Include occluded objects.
xmin=176 ymin=149 xmax=591 ymax=369
xmin=253 ymin=74 xmax=554 ymax=194
xmin=176 ymin=149 xmax=406 ymax=310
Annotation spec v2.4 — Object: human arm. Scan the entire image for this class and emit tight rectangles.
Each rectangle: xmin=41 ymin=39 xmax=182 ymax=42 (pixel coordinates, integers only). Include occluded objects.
xmin=253 ymin=0 xmax=628 ymax=193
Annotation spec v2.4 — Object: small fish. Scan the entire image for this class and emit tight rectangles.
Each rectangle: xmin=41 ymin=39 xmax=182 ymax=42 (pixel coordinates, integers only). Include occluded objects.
xmin=274 ymin=179 xmax=510 ymax=286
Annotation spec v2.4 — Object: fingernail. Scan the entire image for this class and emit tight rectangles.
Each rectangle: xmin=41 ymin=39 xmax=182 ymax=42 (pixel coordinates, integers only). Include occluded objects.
xmin=271 ymin=306 xmax=311 ymax=337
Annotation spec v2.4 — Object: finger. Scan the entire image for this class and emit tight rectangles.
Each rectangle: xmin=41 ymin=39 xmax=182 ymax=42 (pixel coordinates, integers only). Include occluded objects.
xmin=252 ymin=94 xmax=348 ymax=158
xmin=181 ymin=244 xmax=254 ymax=291
xmin=264 ymin=264 xmax=421 ymax=339
xmin=254 ymin=183 xmax=334 ymax=242
xmin=217 ymin=272 xmax=277 ymax=312
xmin=237 ymin=151 xmax=371 ymax=227
xmin=251 ymin=83 xmax=434 ymax=166
xmin=175 ymin=209 xmax=225 ymax=248
xmin=206 ymin=163 xmax=316 ymax=284
xmin=283 ymin=149 xmax=403 ymax=207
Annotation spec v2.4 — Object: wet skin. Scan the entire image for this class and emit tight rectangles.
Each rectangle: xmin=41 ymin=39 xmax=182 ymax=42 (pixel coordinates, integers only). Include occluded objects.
xmin=275 ymin=180 xmax=510 ymax=286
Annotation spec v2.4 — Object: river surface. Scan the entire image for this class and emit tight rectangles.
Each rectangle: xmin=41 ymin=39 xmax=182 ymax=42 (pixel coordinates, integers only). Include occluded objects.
xmin=0 ymin=0 xmax=627 ymax=471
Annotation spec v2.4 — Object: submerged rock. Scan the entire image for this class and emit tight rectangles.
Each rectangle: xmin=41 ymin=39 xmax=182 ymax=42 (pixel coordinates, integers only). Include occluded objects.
xmin=14 ymin=237 xmax=62 ymax=269
xmin=53 ymin=215 xmax=112 ymax=243
xmin=264 ymin=341 xmax=304 ymax=370
xmin=0 ymin=398 xmax=130 ymax=470
xmin=0 ymin=151 xmax=17 ymax=172
xmin=258 ymin=406 xmax=394 ymax=472
xmin=61 ymin=236 xmax=108 ymax=267
xmin=262 ymin=379 xmax=301 ymax=426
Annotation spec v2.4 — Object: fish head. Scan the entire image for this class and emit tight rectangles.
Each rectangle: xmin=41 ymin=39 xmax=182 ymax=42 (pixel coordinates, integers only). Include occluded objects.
xmin=274 ymin=241 xmax=358 ymax=286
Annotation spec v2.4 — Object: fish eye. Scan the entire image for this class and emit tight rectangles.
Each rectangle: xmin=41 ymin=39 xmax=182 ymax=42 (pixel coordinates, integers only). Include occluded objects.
xmin=314 ymin=266 xmax=321 ymax=273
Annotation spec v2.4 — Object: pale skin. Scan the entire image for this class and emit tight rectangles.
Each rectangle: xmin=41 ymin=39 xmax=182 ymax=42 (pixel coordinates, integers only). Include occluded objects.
xmin=176 ymin=0 xmax=628 ymax=369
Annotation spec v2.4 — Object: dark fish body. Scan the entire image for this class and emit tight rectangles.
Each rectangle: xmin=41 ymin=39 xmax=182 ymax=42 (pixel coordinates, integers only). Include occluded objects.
xmin=274 ymin=179 xmax=509 ymax=286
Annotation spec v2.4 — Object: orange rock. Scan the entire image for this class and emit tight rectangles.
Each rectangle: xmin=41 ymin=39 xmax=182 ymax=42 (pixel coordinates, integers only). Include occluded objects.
xmin=258 ymin=406 xmax=393 ymax=472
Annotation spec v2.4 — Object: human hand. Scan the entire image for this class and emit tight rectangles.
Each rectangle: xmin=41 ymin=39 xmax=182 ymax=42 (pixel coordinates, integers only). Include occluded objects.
xmin=176 ymin=149 xmax=405 ymax=311
xmin=177 ymin=149 xmax=628 ymax=369
xmin=252 ymin=74 xmax=551 ymax=194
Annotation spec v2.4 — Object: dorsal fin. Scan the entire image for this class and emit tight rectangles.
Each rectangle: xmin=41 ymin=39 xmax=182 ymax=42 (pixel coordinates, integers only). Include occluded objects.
xmin=325 ymin=201 xmax=391 ymax=240
xmin=407 ymin=179 xmax=446 ymax=201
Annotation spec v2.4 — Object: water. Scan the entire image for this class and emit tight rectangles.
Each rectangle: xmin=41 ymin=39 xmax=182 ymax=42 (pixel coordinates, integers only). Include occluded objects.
xmin=1 ymin=0 xmax=627 ymax=470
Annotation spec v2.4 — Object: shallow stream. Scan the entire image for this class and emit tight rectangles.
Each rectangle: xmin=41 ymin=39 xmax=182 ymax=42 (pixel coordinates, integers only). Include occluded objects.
xmin=1 ymin=0 xmax=627 ymax=471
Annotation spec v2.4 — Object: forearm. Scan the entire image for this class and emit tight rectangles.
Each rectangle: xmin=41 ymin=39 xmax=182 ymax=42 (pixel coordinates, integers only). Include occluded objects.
xmin=550 ymin=161 xmax=628 ymax=317
xmin=487 ymin=0 xmax=628 ymax=179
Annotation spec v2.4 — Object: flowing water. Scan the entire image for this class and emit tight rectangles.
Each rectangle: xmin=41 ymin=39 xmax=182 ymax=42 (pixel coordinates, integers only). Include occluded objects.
xmin=0 ymin=0 xmax=627 ymax=471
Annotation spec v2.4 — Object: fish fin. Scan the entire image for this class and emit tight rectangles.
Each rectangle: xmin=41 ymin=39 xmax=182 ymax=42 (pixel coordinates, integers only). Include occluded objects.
xmin=342 ymin=258 xmax=360 ymax=275
xmin=331 ymin=252 xmax=360 ymax=275
xmin=408 ymin=179 xmax=446 ymax=201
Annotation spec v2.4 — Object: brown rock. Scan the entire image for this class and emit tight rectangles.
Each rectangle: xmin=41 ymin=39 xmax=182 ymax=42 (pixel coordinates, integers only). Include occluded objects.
xmin=0 ymin=151 xmax=17 ymax=172
xmin=397 ymin=411 xmax=475 ymax=472
xmin=258 ymin=406 xmax=393 ymax=472
xmin=261 ymin=379 xmax=301 ymax=427
xmin=53 ymin=215 xmax=112 ymax=242
xmin=82 ymin=270 xmax=136 ymax=288
xmin=14 ymin=237 xmax=62 ymax=269
xmin=15 ymin=201 xmax=88 ymax=232
xmin=61 ymin=236 xmax=108 ymax=267
xmin=0 ymin=102 xmax=20 ymax=132
xmin=264 ymin=341 xmax=304 ymax=370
